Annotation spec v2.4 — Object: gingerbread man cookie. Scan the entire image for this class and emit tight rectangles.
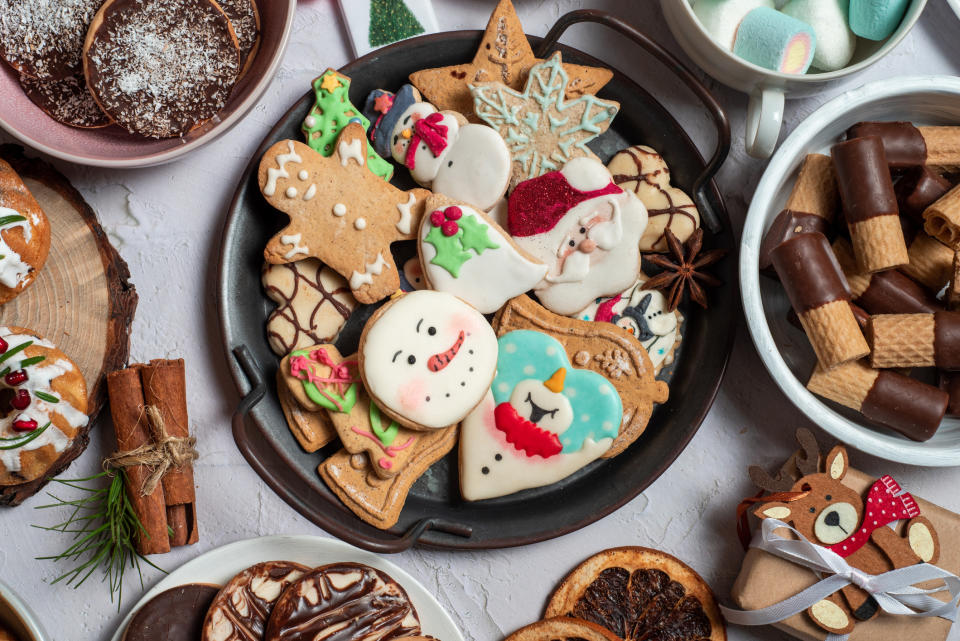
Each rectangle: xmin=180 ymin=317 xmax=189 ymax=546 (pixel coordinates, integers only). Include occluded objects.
xmin=260 ymin=124 xmax=429 ymax=304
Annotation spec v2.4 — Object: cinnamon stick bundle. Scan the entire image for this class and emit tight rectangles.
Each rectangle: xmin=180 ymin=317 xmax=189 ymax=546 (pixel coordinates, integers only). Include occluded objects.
xmin=106 ymin=359 xmax=198 ymax=555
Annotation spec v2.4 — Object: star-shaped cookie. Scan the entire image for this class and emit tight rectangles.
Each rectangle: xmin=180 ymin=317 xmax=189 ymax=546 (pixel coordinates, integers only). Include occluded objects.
xmin=471 ymin=52 xmax=620 ymax=189
xmin=408 ymin=0 xmax=612 ymax=119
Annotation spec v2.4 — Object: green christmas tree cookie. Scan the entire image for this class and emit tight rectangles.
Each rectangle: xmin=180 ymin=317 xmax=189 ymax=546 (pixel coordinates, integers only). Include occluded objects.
xmin=301 ymin=69 xmax=394 ymax=181
xmin=368 ymin=0 xmax=424 ymax=48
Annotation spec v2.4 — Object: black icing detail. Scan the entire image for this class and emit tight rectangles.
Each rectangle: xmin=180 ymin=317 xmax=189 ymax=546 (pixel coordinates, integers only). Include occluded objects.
xmin=407 ymin=354 xmax=416 ymax=365
xmin=525 ymin=392 xmax=559 ymax=424
xmin=481 ymin=466 xmax=489 ymax=475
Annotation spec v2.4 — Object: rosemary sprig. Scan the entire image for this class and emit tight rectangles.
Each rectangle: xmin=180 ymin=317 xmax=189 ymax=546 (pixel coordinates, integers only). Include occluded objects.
xmin=19 ymin=355 xmax=46 ymax=368
xmin=0 ymin=214 xmax=26 ymax=226
xmin=33 ymin=471 xmax=165 ymax=608
xmin=0 ymin=421 xmax=50 ymax=449
xmin=34 ymin=391 xmax=59 ymax=403
xmin=0 ymin=340 xmax=31 ymax=365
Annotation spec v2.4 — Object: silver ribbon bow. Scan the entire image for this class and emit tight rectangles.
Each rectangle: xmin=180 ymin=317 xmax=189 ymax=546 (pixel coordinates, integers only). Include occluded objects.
xmin=720 ymin=519 xmax=960 ymax=641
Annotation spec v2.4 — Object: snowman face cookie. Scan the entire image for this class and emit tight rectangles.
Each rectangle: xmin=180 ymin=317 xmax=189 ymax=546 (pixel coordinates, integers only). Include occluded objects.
xmin=459 ymin=330 xmax=622 ymax=501
xmin=359 ymin=290 xmax=498 ymax=430
xmin=389 ymin=104 xmax=460 ymax=186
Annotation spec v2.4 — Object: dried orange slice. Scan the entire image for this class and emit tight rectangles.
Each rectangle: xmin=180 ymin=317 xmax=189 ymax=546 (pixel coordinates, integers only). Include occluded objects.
xmin=545 ymin=547 xmax=725 ymax=641
xmin=504 ymin=617 xmax=623 ymax=641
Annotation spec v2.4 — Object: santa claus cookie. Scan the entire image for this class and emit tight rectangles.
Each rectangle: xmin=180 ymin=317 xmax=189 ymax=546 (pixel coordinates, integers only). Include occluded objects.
xmin=0 ymin=158 xmax=50 ymax=304
xmin=507 ymin=157 xmax=648 ymax=315
xmin=0 ymin=326 xmax=89 ymax=486
xmin=460 ymin=330 xmax=622 ymax=501
xmin=362 ymin=84 xmax=511 ymax=211
xmin=607 ymin=145 xmax=700 ymax=252
xmin=573 ymin=275 xmax=683 ymax=375
xmin=358 ymin=290 xmax=499 ymax=430
xmin=418 ymin=195 xmax=546 ymax=314
xmin=260 ymin=126 xmax=429 ymax=305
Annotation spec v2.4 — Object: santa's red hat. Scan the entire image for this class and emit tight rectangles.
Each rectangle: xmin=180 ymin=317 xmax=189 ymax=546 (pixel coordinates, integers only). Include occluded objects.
xmin=507 ymin=157 xmax=621 ymax=238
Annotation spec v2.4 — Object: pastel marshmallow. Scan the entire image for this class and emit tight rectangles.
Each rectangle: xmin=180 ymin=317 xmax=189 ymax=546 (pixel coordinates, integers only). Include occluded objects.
xmin=733 ymin=7 xmax=817 ymax=74
xmin=849 ymin=0 xmax=910 ymax=41
xmin=692 ymin=0 xmax=775 ymax=50
xmin=781 ymin=0 xmax=856 ymax=71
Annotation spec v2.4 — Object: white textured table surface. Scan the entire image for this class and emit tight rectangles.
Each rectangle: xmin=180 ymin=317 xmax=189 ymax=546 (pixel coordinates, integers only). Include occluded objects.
xmin=3 ymin=2 xmax=960 ymax=640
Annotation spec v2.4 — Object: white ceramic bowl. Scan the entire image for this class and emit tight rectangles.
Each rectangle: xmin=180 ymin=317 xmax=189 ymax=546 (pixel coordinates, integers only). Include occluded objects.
xmin=661 ymin=0 xmax=926 ymax=158
xmin=0 ymin=578 xmax=47 ymax=641
xmin=741 ymin=76 xmax=960 ymax=467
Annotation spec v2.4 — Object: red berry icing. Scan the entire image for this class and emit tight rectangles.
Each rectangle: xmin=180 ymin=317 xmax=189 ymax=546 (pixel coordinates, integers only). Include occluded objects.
xmin=10 ymin=389 xmax=30 ymax=410
xmin=444 ymin=206 xmax=462 ymax=221
xmin=0 ymin=337 xmax=7 ymax=354
xmin=5 ymin=369 xmax=27 ymax=386
xmin=441 ymin=220 xmax=459 ymax=236
xmin=430 ymin=210 xmax=445 ymax=227
xmin=12 ymin=418 xmax=38 ymax=432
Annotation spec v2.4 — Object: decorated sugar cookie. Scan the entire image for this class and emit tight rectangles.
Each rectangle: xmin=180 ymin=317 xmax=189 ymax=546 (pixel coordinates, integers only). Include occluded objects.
xmin=459 ymin=330 xmax=622 ymax=501
xmin=260 ymin=125 xmax=430 ymax=304
xmin=358 ymin=290 xmax=498 ymax=430
xmin=400 ymin=257 xmax=426 ymax=291
xmin=574 ymin=275 xmax=683 ymax=374
xmin=363 ymin=84 xmax=511 ymax=210
xmin=506 ymin=157 xmax=648 ymax=315
xmin=418 ymin=195 xmax=547 ymax=314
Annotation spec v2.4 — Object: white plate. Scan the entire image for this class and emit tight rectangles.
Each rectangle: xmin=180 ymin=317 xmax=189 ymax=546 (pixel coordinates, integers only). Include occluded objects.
xmin=947 ymin=0 xmax=960 ymax=20
xmin=740 ymin=76 xmax=960 ymax=467
xmin=109 ymin=535 xmax=464 ymax=641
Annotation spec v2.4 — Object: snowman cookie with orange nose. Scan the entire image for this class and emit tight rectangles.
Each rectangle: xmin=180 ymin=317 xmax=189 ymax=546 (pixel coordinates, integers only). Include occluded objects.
xmin=358 ymin=289 xmax=499 ymax=430
xmin=459 ymin=329 xmax=622 ymax=501
xmin=363 ymin=84 xmax=511 ymax=211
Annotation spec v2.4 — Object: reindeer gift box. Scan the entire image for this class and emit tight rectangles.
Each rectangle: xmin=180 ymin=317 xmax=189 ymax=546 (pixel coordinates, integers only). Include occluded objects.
xmin=729 ymin=430 xmax=960 ymax=640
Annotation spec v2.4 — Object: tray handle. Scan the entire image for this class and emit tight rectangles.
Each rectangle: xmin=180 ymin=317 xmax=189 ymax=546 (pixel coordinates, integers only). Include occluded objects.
xmin=230 ymin=345 xmax=473 ymax=552
xmin=535 ymin=9 xmax=730 ymax=233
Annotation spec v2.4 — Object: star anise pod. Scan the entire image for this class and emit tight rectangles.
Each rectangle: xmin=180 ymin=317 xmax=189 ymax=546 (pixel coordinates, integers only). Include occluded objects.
xmin=642 ymin=229 xmax=726 ymax=312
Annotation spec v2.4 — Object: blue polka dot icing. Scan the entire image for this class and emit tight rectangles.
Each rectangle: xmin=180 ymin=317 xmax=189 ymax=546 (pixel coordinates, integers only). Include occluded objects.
xmin=493 ymin=330 xmax=622 ymax=453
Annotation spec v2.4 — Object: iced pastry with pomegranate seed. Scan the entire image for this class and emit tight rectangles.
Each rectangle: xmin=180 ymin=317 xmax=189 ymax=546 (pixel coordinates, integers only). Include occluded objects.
xmin=0 ymin=158 xmax=51 ymax=304
xmin=0 ymin=326 xmax=88 ymax=485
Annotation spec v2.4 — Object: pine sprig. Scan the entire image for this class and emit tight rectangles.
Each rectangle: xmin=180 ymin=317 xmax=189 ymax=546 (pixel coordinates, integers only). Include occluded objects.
xmin=33 ymin=471 xmax=165 ymax=608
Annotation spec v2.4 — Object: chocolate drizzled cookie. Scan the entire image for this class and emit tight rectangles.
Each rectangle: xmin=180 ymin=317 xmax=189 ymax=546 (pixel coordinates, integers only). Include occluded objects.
xmin=83 ymin=0 xmax=241 ymax=138
xmin=0 ymin=0 xmax=104 ymax=79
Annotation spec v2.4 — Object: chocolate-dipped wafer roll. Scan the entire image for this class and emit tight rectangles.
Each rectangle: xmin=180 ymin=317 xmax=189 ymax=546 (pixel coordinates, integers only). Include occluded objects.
xmin=808 ymin=360 xmax=947 ymax=441
xmin=787 ymin=302 xmax=870 ymax=331
xmin=903 ymin=230 xmax=955 ymax=292
xmin=848 ymin=122 xmax=960 ymax=170
xmin=947 ymin=250 xmax=960 ymax=311
xmin=759 ymin=154 xmax=837 ymax=271
xmin=771 ymin=232 xmax=869 ymax=369
xmin=869 ymin=311 xmax=960 ymax=370
xmin=939 ymin=371 xmax=960 ymax=416
xmin=832 ymin=237 xmax=940 ymax=314
xmin=923 ymin=184 xmax=960 ymax=248
xmin=896 ymin=166 xmax=953 ymax=221
xmin=832 ymin=136 xmax=909 ymax=273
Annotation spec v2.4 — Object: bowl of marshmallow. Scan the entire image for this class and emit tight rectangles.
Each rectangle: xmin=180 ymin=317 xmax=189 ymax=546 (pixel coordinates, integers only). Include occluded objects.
xmin=661 ymin=0 xmax=926 ymax=158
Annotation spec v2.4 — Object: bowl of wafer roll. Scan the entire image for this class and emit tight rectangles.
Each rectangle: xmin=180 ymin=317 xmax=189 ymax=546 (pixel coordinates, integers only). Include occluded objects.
xmin=741 ymin=75 xmax=960 ymax=466
xmin=0 ymin=0 xmax=295 ymax=168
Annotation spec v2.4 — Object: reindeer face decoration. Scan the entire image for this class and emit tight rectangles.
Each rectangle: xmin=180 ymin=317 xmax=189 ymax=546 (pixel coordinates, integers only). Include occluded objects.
xmin=749 ymin=433 xmax=941 ymax=636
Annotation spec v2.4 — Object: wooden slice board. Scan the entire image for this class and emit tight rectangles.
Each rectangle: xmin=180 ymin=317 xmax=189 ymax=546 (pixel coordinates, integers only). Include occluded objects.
xmin=0 ymin=144 xmax=137 ymax=505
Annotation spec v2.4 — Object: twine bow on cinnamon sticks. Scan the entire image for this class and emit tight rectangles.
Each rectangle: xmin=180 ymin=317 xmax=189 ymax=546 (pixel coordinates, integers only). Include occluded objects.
xmin=104 ymin=405 xmax=198 ymax=497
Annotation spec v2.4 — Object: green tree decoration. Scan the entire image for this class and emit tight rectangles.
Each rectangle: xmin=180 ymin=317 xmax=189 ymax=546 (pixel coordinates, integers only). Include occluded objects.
xmin=368 ymin=0 xmax=425 ymax=48
xmin=302 ymin=69 xmax=394 ymax=181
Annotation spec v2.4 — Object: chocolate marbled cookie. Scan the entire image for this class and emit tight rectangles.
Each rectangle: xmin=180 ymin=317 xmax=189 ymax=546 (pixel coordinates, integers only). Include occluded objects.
xmin=83 ymin=0 xmax=241 ymax=138
xmin=0 ymin=0 xmax=104 ymax=79
xmin=203 ymin=561 xmax=311 ymax=641
xmin=122 ymin=583 xmax=220 ymax=641
xmin=264 ymin=563 xmax=421 ymax=641
xmin=19 ymin=72 xmax=111 ymax=129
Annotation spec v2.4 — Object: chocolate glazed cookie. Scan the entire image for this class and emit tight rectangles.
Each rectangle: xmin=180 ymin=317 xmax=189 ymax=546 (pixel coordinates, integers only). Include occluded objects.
xmin=83 ymin=0 xmax=241 ymax=138
xmin=264 ymin=563 xmax=421 ymax=641
xmin=203 ymin=561 xmax=311 ymax=641
xmin=122 ymin=584 xmax=220 ymax=641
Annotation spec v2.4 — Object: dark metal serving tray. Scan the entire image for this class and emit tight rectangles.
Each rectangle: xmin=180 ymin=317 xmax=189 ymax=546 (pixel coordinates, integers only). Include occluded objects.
xmin=219 ymin=10 xmax=735 ymax=552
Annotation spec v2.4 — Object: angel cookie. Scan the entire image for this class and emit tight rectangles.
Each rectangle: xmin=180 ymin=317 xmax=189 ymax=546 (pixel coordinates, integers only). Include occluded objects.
xmin=506 ymin=157 xmax=648 ymax=315
xmin=471 ymin=52 xmax=619 ymax=190
xmin=359 ymin=290 xmax=499 ymax=430
xmin=418 ymin=195 xmax=546 ymax=314
xmin=460 ymin=330 xmax=622 ymax=501
xmin=363 ymin=84 xmax=511 ymax=210
xmin=607 ymin=145 xmax=700 ymax=252
xmin=260 ymin=124 xmax=429 ymax=304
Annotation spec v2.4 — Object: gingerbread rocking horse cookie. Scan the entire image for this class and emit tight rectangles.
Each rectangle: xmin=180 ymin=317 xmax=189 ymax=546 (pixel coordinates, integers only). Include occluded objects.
xmin=260 ymin=123 xmax=429 ymax=304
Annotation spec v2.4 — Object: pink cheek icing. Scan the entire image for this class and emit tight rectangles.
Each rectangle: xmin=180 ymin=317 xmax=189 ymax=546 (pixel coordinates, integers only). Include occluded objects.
xmin=398 ymin=377 xmax=427 ymax=413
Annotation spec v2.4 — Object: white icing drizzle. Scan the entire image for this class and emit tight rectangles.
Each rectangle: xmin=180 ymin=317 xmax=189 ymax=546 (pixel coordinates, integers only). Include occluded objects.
xmin=298 ymin=170 xmax=309 ymax=180
xmin=0 ymin=208 xmax=34 ymax=289
xmin=0 ymin=328 xmax=88 ymax=474
xmin=349 ymin=253 xmax=390 ymax=290
xmin=280 ymin=233 xmax=308 ymax=259
xmin=354 ymin=218 xmax=367 ymax=230
xmin=264 ymin=141 xmax=302 ymax=196
xmin=333 ymin=203 xmax=346 ymax=217
xmin=304 ymin=115 xmax=317 ymax=128
xmin=285 ymin=186 xmax=298 ymax=198
xmin=338 ymin=138 xmax=364 ymax=166
xmin=303 ymin=184 xmax=317 ymax=201
xmin=395 ymin=193 xmax=415 ymax=235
